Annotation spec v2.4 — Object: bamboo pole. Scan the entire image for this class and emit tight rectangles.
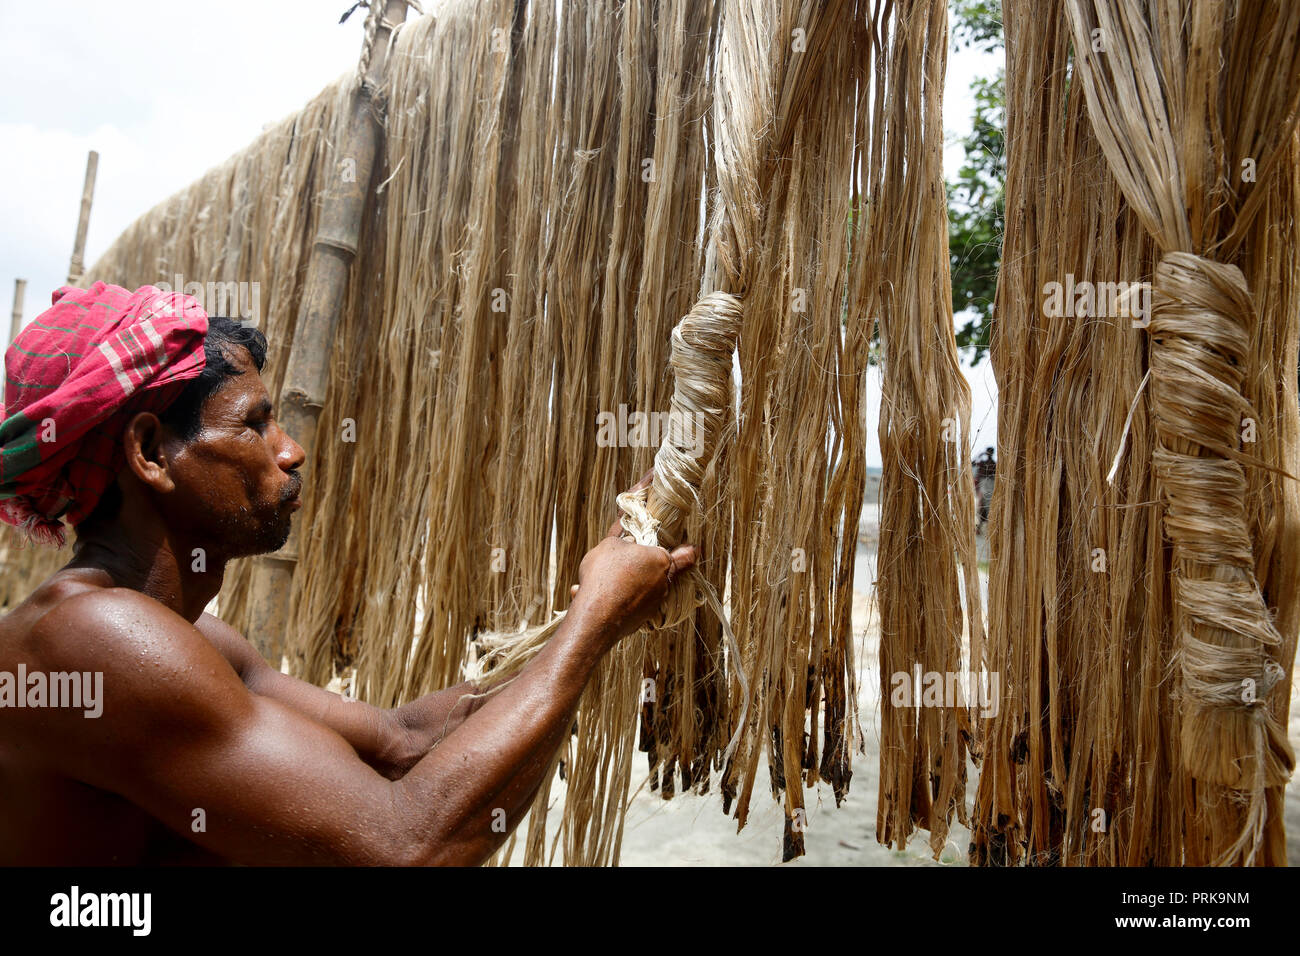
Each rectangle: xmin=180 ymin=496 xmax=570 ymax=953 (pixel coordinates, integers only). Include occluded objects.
xmin=66 ymin=150 xmax=99 ymax=287
xmin=9 ymin=278 xmax=25 ymax=345
xmin=245 ymin=0 xmax=411 ymax=664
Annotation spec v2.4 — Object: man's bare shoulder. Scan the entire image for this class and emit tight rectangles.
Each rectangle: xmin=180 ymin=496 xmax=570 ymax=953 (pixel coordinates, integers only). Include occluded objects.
xmin=1 ymin=577 xmax=254 ymax=789
xmin=10 ymin=578 xmax=182 ymax=660
xmin=4 ymin=578 xmax=242 ymax=728
xmin=193 ymin=610 xmax=267 ymax=680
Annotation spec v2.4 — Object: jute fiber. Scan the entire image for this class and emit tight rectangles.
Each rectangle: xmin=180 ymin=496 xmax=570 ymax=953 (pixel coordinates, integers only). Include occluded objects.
xmin=869 ymin=0 xmax=985 ymax=860
xmin=975 ymin=0 xmax=1300 ymax=866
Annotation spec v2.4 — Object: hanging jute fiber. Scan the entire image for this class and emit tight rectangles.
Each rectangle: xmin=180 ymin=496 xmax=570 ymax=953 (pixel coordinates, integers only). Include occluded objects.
xmin=1 ymin=0 xmax=976 ymax=865
xmin=973 ymin=0 xmax=1300 ymax=866
xmin=870 ymin=0 xmax=985 ymax=861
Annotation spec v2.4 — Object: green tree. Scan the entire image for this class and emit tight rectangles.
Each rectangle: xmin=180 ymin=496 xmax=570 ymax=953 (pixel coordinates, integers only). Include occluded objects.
xmin=948 ymin=0 xmax=1004 ymax=364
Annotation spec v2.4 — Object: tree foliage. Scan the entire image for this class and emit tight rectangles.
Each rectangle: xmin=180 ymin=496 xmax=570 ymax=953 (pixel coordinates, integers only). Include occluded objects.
xmin=948 ymin=0 xmax=1004 ymax=364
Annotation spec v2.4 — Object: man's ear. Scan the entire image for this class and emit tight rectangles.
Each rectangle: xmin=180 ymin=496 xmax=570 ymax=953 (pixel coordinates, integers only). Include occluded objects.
xmin=122 ymin=411 xmax=177 ymax=494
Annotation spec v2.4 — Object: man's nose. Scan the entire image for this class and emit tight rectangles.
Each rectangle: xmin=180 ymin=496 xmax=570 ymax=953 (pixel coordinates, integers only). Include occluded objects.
xmin=279 ymin=427 xmax=306 ymax=472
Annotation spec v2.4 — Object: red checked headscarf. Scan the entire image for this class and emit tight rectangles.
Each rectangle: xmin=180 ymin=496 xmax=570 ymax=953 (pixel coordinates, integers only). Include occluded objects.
xmin=1 ymin=281 xmax=209 ymax=547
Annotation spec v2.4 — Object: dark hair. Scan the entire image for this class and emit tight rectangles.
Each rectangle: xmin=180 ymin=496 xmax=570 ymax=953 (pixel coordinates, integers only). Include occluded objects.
xmin=76 ymin=317 xmax=268 ymax=534
xmin=158 ymin=316 xmax=268 ymax=441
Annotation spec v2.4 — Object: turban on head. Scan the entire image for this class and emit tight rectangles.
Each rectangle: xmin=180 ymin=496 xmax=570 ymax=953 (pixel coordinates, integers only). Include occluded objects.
xmin=1 ymin=281 xmax=209 ymax=547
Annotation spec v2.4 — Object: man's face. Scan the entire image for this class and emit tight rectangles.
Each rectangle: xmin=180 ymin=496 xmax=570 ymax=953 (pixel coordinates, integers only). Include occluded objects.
xmin=160 ymin=347 xmax=305 ymax=559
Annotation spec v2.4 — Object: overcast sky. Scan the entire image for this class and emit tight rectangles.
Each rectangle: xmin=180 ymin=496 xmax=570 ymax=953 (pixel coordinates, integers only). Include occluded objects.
xmin=0 ymin=0 xmax=999 ymax=467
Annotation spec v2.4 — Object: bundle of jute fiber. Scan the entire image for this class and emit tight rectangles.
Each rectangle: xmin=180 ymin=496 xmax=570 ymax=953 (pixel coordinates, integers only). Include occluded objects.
xmin=1064 ymin=0 xmax=1300 ymax=866
xmin=973 ymin=0 xmax=1300 ymax=866
xmin=465 ymin=292 xmax=747 ymax=759
xmin=973 ymin=0 xmax=1168 ymax=865
xmin=868 ymin=0 xmax=985 ymax=861
xmin=6 ymin=0 xmax=960 ymax=865
xmin=708 ymin=0 xmax=863 ymax=859
xmin=463 ymin=290 xmax=749 ymax=861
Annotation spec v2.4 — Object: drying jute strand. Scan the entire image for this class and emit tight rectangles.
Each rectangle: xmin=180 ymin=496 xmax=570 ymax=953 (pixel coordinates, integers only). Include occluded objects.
xmin=465 ymin=292 xmax=750 ymax=776
xmin=1148 ymin=252 xmax=1293 ymax=863
xmin=1064 ymin=0 xmax=1300 ymax=866
xmin=971 ymin=0 xmax=1299 ymax=868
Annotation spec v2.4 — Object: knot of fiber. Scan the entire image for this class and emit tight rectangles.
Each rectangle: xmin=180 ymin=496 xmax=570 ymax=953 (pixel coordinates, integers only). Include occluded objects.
xmin=1150 ymin=252 xmax=1290 ymax=792
xmin=616 ymin=479 xmax=747 ymax=767
xmin=616 ymin=485 xmax=706 ymax=630
xmin=1175 ymin=577 xmax=1285 ymax=713
xmin=1149 ymin=251 xmax=1254 ymax=466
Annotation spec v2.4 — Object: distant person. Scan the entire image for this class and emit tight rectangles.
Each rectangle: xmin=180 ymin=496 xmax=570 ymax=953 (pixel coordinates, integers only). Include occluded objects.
xmin=972 ymin=446 xmax=996 ymax=532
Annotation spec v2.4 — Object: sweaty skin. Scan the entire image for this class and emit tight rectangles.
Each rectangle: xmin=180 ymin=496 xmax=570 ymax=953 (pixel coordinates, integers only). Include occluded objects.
xmin=0 ymin=347 xmax=696 ymax=865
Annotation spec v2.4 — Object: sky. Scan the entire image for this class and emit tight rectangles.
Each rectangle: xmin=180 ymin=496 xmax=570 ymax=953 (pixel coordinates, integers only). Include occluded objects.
xmin=0 ymin=0 xmax=1001 ymax=468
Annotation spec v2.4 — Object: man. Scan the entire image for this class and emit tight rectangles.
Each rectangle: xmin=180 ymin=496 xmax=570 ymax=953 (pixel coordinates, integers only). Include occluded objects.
xmin=0 ymin=282 xmax=695 ymax=865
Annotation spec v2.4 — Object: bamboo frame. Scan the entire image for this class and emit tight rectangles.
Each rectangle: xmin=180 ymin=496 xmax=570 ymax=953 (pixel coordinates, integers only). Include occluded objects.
xmin=66 ymin=151 xmax=98 ymax=288
xmin=244 ymin=0 xmax=412 ymax=663
xmin=9 ymin=278 xmax=24 ymax=346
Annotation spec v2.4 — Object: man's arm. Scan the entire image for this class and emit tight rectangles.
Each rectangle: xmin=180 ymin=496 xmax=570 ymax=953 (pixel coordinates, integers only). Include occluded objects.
xmin=195 ymin=470 xmax=668 ymax=779
xmin=196 ymin=613 xmax=487 ymax=779
xmin=34 ymin=534 xmax=694 ymax=865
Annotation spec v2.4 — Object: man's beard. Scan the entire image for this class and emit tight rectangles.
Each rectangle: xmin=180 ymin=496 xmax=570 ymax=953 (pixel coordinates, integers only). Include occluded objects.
xmin=211 ymin=505 xmax=294 ymax=559
xmin=257 ymin=508 xmax=295 ymax=554
xmin=218 ymin=474 xmax=301 ymax=558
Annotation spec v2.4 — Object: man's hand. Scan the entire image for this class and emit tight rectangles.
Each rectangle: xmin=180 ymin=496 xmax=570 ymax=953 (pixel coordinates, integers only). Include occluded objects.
xmin=567 ymin=469 xmax=698 ymax=646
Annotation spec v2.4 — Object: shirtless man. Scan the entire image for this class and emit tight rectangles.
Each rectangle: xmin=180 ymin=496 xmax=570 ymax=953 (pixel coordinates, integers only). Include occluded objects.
xmin=0 ymin=282 xmax=694 ymax=865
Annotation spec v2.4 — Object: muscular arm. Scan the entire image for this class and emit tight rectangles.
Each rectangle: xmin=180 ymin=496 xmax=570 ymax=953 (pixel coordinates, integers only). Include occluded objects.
xmin=195 ymin=613 xmax=487 ymax=779
xmin=31 ymin=533 xmax=694 ymax=865
xmin=33 ymin=589 xmax=610 ymax=865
